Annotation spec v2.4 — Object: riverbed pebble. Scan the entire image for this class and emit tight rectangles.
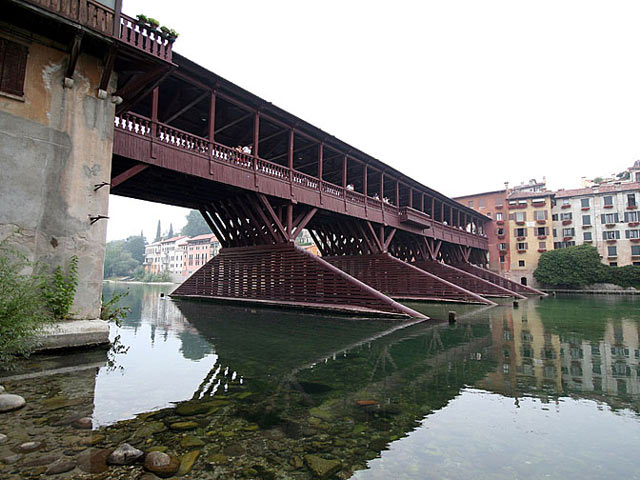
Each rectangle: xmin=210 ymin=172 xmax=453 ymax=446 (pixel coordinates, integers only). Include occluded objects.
xmin=72 ymin=417 xmax=93 ymax=429
xmin=76 ymin=448 xmax=110 ymax=473
xmin=0 ymin=385 xmax=5 ymax=394
xmin=0 ymin=434 xmax=7 ymax=444
xmin=13 ymin=441 xmax=42 ymax=453
xmin=143 ymin=451 xmax=180 ymax=477
xmin=45 ymin=459 xmax=76 ymax=475
xmin=107 ymin=443 xmax=144 ymax=465
xmin=304 ymin=454 xmax=341 ymax=478
xmin=0 ymin=394 xmax=26 ymax=413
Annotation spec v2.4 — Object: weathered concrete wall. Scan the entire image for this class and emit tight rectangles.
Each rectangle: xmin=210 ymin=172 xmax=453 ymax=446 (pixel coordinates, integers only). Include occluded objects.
xmin=0 ymin=39 xmax=116 ymax=320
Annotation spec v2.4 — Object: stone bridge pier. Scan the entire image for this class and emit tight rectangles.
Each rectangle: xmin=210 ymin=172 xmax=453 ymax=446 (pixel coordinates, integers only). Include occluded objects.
xmin=0 ymin=39 xmax=116 ymax=321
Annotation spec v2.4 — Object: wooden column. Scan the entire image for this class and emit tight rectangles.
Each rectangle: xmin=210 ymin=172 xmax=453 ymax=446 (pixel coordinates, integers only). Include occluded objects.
xmin=431 ymin=197 xmax=435 ymax=219
xmin=395 ymin=180 xmax=399 ymax=206
xmin=409 ymin=188 xmax=413 ymax=208
xmin=286 ymin=204 xmax=293 ymax=240
xmin=112 ymin=0 xmax=123 ymax=36
xmin=208 ymin=91 xmax=216 ymax=143
xmin=342 ymin=156 xmax=347 ymax=188
xmin=363 ymin=165 xmax=368 ymax=197
xmin=151 ymin=86 xmax=159 ymax=137
xmin=318 ymin=143 xmax=323 ymax=180
xmin=440 ymin=201 xmax=444 ymax=224
xmin=288 ymin=130 xmax=294 ymax=170
xmin=253 ymin=112 xmax=260 ymax=157
xmin=421 ymin=193 xmax=425 ymax=212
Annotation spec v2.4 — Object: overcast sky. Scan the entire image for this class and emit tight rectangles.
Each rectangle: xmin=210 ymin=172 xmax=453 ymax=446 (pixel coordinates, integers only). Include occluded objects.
xmin=107 ymin=0 xmax=640 ymax=241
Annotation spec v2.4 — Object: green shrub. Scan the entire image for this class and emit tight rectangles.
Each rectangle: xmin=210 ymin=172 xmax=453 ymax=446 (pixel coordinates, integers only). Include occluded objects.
xmin=611 ymin=265 xmax=640 ymax=289
xmin=0 ymin=247 xmax=50 ymax=368
xmin=534 ymin=244 xmax=640 ymax=289
xmin=42 ymin=255 xmax=78 ymax=321
xmin=100 ymin=291 xmax=131 ymax=328
xmin=134 ymin=269 xmax=172 ymax=283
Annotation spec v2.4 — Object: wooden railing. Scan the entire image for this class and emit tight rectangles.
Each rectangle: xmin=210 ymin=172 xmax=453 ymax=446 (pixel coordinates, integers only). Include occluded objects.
xmin=23 ymin=0 xmax=173 ymax=61
xmin=118 ymin=13 xmax=173 ymax=62
xmin=114 ymin=115 xmax=487 ymax=242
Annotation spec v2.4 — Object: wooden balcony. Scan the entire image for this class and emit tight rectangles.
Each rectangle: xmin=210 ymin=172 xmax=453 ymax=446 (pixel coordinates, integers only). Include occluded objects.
xmin=21 ymin=0 xmax=174 ymax=62
xmin=398 ymin=206 xmax=432 ymax=228
xmin=114 ymin=113 xmax=490 ymax=250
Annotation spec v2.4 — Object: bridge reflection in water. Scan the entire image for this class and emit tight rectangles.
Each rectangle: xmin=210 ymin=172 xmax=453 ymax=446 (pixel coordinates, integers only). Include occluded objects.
xmin=1 ymin=286 xmax=639 ymax=479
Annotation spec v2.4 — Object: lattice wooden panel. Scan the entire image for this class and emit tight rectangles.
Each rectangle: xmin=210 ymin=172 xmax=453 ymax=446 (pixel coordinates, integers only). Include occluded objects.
xmin=172 ymin=243 xmax=423 ymax=317
xmin=324 ymin=254 xmax=495 ymax=305
xmin=454 ymin=263 xmax=546 ymax=296
xmin=413 ymin=260 xmax=524 ymax=298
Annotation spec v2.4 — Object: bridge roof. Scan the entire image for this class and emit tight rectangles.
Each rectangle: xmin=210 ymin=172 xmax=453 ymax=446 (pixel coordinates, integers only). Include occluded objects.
xmin=173 ymin=52 xmax=487 ymax=221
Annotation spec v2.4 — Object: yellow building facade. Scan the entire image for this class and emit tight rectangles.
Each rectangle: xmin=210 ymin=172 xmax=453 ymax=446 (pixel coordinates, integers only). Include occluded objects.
xmin=505 ymin=191 xmax=555 ymax=287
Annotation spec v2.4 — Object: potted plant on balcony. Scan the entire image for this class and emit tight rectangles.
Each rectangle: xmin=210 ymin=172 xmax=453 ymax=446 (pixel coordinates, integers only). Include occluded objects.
xmin=136 ymin=14 xmax=160 ymax=30
xmin=160 ymin=26 xmax=180 ymax=41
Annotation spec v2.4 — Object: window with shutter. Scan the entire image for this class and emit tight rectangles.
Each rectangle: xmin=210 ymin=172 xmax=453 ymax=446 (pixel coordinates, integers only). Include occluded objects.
xmin=0 ymin=38 xmax=28 ymax=97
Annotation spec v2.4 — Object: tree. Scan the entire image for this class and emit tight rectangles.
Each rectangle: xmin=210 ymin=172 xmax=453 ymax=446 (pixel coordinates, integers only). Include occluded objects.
xmin=534 ymin=244 xmax=608 ymax=287
xmin=104 ymin=241 xmax=140 ymax=278
xmin=181 ymin=210 xmax=210 ymax=237
xmin=167 ymin=223 xmax=174 ymax=238
xmin=154 ymin=220 xmax=162 ymax=242
xmin=122 ymin=235 xmax=146 ymax=264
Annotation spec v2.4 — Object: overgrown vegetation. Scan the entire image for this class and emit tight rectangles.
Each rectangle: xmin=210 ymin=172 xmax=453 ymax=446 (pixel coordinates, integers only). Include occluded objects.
xmin=100 ymin=291 xmax=131 ymax=371
xmin=135 ymin=270 xmax=172 ymax=283
xmin=0 ymin=247 xmax=49 ymax=367
xmin=100 ymin=290 xmax=131 ymax=327
xmin=534 ymin=244 xmax=640 ymax=289
xmin=42 ymin=255 xmax=78 ymax=321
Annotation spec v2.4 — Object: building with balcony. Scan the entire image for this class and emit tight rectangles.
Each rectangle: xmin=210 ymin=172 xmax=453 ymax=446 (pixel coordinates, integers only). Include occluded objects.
xmin=143 ymin=241 xmax=162 ymax=274
xmin=453 ymin=189 xmax=510 ymax=273
xmin=552 ymin=182 xmax=640 ymax=267
xmin=505 ymin=189 xmax=556 ymax=287
xmin=454 ymin=179 xmax=553 ymax=286
xmin=183 ymin=233 xmax=221 ymax=278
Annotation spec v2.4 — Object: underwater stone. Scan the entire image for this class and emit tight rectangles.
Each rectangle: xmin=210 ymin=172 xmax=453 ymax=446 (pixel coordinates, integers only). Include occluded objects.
xmin=304 ymin=455 xmax=341 ymax=479
xmin=177 ymin=450 xmax=200 ymax=476
xmin=143 ymin=451 xmax=180 ymax=477
xmin=107 ymin=443 xmax=144 ymax=465
xmin=0 ymin=394 xmax=26 ymax=413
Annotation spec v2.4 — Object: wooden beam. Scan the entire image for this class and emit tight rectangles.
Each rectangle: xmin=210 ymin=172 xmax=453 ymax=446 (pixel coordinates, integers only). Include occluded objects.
xmin=98 ymin=46 xmax=116 ymax=92
xmin=383 ymin=228 xmax=397 ymax=251
xmin=115 ymin=64 xmax=173 ymax=115
xmin=257 ymin=194 xmax=287 ymax=241
xmin=164 ymin=91 xmax=208 ymax=125
xmin=214 ymin=112 xmax=252 ymax=135
xmin=292 ymin=207 xmax=318 ymax=240
xmin=111 ymin=164 xmax=148 ymax=189
xmin=365 ymin=221 xmax=384 ymax=252
xmin=65 ymin=32 xmax=83 ymax=80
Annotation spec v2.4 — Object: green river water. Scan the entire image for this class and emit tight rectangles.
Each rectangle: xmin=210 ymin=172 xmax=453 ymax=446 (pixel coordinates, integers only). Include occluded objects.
xmin=0 ymin=283 xmax=639 ymax=479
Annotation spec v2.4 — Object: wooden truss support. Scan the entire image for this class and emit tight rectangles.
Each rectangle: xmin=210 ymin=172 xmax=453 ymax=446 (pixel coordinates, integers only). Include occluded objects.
xmin=99 ymin=47 xmax=117 ymax=92
xmin=65 ymin=32 xmax=83 ymax=81
xmin=115 ymin=64 xmax=174 ymax=115
xmin=171 ymin=243 xmax=426 ymax=318
xmin=324 ymin=253 xmax=496 ymax=306
xmin=110 ymin=164 xmax=148 ymax=189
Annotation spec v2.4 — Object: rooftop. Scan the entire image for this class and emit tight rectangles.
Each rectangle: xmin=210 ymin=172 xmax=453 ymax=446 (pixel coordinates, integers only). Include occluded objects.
xmin=186 ymin=233 xmax=217 ymax=242
xmin=554 ymin=182 xmax=640 ymax=199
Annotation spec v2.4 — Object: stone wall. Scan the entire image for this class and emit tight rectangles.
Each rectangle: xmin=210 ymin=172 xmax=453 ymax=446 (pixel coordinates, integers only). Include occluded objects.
xmin=0 ymin=38 xmax=116 ymax=320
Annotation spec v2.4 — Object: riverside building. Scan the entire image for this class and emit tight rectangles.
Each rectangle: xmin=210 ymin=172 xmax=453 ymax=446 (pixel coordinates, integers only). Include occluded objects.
xmin=552 ymin=183 xmax=640 ymax=266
